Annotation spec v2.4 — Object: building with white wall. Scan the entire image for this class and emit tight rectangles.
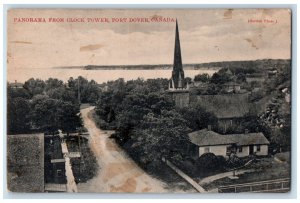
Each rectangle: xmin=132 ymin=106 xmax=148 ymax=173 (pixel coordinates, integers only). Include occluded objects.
xmin=188 ymin=129 xmax=269 ymax=158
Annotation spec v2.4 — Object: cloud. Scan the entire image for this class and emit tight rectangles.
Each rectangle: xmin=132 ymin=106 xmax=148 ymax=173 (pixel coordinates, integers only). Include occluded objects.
xmin=7 ymin=9 xmax=291 ymax=70
xmin=10 ymin=41 xmax=32 ymax=44
xmin=80 ymin=44 xmax=104 ymax=52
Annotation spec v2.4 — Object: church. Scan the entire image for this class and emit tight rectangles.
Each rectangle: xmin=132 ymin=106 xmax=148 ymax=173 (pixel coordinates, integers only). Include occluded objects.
xmin=167 ymin=20 xmax=190 ymax=108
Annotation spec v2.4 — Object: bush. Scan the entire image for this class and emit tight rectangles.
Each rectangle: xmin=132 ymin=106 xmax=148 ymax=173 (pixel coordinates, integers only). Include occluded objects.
xmin=226 ymin=154 xmax=250 ymax=169
xmin=195 ymin=153 xmax=226 ymax=176
xmin=178 ymin=159 xmax=198 ymax=177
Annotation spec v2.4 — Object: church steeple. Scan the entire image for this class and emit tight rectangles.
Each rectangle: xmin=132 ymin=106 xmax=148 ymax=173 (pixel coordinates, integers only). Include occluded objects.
xmin=171 ymin=19 xmax=185 ymax=89
xmin=167 ymin=20 xmax=190 ymax=108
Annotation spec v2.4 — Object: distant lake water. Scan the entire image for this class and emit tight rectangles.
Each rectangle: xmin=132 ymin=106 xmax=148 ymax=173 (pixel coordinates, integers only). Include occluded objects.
xmin=8 ymin=68 xmax=218 ymax=84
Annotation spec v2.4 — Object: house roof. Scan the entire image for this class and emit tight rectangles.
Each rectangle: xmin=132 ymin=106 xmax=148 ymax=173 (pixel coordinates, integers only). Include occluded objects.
xmin=188 ymin=129 xmax=269 ymax=146
xmin=225 ymin=69 xmax=233 ymax=75
xmin=7 ymin=134 xmax=44 ymax=192
xmin=224 ymin=82 xmax=240 ymax=86
xmin=9 ymin=82 xmax=24 ymax=88
xmin=192 ymin=93 xmax=250 ymax=119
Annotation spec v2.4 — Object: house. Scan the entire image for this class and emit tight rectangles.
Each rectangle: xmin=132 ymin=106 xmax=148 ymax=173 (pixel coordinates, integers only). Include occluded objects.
xmin=7 ymin=134 xmax=45 ymax=192
xmin=223 ymin=82 xmax=241 ymax=93
xmin=98 ymin=84 xmax=109 ymax=92
xmin=267 ymin=69 xmax=278 ymax=78
xmin=192 ymin=81 xmax=208 ymax=88
xmin=188 ymin=129 xmax=270 ymax=158
xmin=44 ymin=135 xmax=67 ymax=185
xmin=190 ymin=93 xmax=250 ymax=133
xmin=8 ymin=80 xmax=24 ymax=89
xmin=225 ymin=68 xmax=233 ymax=76
xmin=245 ymin=73 xmax=266 ymax=86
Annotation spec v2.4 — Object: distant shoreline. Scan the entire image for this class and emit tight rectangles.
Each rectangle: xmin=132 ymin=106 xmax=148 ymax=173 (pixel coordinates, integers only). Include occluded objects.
xmin=52 ymin=59 xmax=290 ymax=70
xmin=52 ymin=65 xmax=222 ymax=70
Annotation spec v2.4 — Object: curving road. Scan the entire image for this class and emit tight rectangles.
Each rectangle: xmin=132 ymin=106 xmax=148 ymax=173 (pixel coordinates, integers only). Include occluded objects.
xmin=77 ymin=106 xmax=170 ymax=193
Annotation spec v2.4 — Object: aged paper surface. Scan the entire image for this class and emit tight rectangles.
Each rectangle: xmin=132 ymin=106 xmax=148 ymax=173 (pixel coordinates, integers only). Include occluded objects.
xmin=7 ymin=9 xmax=291 ymax=193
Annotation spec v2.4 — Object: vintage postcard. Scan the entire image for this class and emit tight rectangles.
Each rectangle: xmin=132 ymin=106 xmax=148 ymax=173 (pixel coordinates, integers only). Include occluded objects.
xmin=7 ymin=9 xmax=291 ymax=193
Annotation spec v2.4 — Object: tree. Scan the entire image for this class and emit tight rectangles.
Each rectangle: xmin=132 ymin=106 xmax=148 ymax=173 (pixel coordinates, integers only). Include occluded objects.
xmin=57 ymin=102 xmax=82 ymax=134
xmin=23 ymin=78 xmax=46 ymax=96
xmin=131 ymin=110 xmax=190 ymax=164
xmin=45 ymin=78 xmax=64 ymax=91
xmin=7 ymin=85 xmax=31 ymax=99
xmin=145 ymin=78 xmax=169 ymax=92
xmin=210 ymin=72 xmax=231 ymax=84
xmin=7 ymin=97 xmax=32 ymax=134
xmin=47 ymin=86 xmax=76 ymax=103
xmin=178 ymin=105 xmax=218 ymax=131
xmin=31 ymin=98 xmax=61 ymax=133
xmin=194 ymin=73 xmax=210 ymax=83
xmin=31 ymin=97 xmax=81 ymax=134
xmin=236 ymin=73 xmax=246 ymax=83
xmin=185 ymin=77 xmax=192 ymax=84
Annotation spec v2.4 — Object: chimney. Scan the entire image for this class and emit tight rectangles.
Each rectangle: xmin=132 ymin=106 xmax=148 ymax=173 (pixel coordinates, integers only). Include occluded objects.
xmin=208 ymin=125 xmax=212 ymax=131
xmin=245 ymin=129 xmax=249 ymax=134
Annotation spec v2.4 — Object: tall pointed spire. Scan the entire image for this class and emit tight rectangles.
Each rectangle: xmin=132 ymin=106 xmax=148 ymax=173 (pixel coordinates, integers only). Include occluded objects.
xmin=167 ymin=20 xmax=190 ymax=108
xmin=171 ymin=19 xmax=185 ymax=89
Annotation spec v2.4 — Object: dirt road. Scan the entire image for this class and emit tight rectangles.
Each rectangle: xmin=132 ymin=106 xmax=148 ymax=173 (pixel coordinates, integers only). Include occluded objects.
xmin=77 ymin=106 xmax=170 ymax=193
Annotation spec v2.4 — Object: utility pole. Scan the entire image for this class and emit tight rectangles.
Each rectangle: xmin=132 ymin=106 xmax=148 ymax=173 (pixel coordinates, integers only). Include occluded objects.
xmin=78 ymin=132 xmax=82 ymax=173
xmin=78 ymin=76 xmax=81 ymax=105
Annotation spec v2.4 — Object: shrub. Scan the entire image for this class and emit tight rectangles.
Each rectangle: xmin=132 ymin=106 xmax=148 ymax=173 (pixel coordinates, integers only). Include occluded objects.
xmin=195 ymin=153 xmax=226 ymax=176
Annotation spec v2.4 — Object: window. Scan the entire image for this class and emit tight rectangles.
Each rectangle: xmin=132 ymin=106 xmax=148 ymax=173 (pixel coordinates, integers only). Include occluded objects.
xmin=256 ymin=145 xmax=261 ymax=152
xmin=204 ymin=147 xmax=210 ymax=153
xmin=57 ymin=169 xmax=62 ymax=177
xmin=226 ymin=146 xmax=231 ymax=155
xmin=238 ymin=146 xmax=243 ymax=152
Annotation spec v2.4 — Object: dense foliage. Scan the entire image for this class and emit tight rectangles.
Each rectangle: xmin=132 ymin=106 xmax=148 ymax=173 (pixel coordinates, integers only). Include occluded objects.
xmin=7 ymin=60 xmax=291 ymax=177
xmin=94 ymin=78 xmax=217 ymax=165
xmin=7 ymin=77 xmax=100 ymax=134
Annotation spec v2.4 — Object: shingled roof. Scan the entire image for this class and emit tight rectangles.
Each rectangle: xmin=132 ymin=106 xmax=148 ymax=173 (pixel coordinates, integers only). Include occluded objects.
xmin=7 ymin=134 xmax=44 ymax=192
xmin=191 ymin=93 xmax=250 ymax=119
xmin=188 ymin=129 xmax=269 ymax=147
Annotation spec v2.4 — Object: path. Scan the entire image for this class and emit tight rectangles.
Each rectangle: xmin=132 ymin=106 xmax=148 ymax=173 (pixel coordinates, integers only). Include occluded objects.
xmin=58 ymin=130 xmax=78 ymax=193
xmin=77 ymin=106 xmax=172 ymax=193
xmin=198 ymin=169 xmax=256 ymax=185
xmin=163 ymin=158 xmax=206 ymax=193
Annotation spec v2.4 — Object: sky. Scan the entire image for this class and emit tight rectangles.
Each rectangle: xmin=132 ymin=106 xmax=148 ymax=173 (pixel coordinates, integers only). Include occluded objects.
xmin=7 ymin=9 xmax=291 ymax=70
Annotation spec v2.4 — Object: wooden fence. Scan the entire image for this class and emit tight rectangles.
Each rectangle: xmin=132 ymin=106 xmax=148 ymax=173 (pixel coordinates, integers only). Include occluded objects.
xmin=218 ymin=178 xmax=290 ymax=193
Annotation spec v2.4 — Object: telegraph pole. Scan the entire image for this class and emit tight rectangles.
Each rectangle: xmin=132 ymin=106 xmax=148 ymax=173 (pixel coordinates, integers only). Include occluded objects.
xmin=78 ymin=76 xmax=81 ymax=105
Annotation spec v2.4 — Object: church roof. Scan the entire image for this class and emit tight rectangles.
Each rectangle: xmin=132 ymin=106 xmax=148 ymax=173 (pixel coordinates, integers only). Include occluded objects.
xmin=192 ymin=93 xmax=250 ymax=119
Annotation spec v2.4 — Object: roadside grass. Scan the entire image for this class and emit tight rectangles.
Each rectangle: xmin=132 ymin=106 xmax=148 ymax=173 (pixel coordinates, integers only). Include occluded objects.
xmin=66 ymin=136 xmax=99 ymax=183
xmin=201 ymin=152 xmax=290 ymax=191
xmin=90 ymin=109 xmax=116 ymax=130
xmin=144 ymin=160 xmax=196 ymax=192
